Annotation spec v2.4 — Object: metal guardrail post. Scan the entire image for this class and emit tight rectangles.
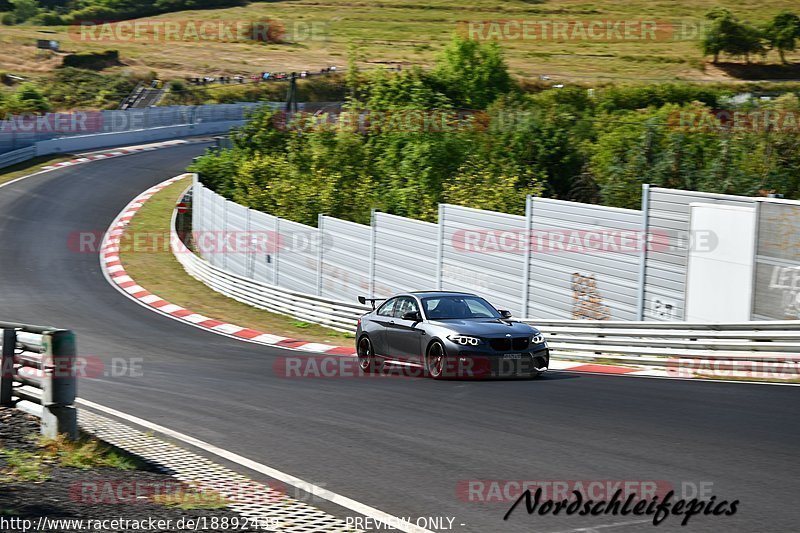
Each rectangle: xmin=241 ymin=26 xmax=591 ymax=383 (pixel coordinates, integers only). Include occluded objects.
xmin=636 ymin=184 xmax=651 ymax=320
xmin=40 ymin=330 xmax=77 ymax=440
xmin=1 ymin=328 xmax=16 ymax=406
xmin=274 ymin=217 xmax=281 ymax=286
xmin=436 ymin=204 xmax=445 ymax=290
xmin=317 ymin=214 xmax=325 ymax=296
xmin=521 ymin=195 xmax=533 ymax=319
xmin=368 ymin=209 xmax=377 ymax=299
xmin=222 ymin=198 xmax=229 ymax=270
xmin=246 ymin=208 xmax=255 ymax=279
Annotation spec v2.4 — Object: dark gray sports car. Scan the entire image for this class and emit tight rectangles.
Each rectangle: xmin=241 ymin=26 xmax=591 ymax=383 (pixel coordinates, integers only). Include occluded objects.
xmin=355 ymin=291 xmax=549 ymax=379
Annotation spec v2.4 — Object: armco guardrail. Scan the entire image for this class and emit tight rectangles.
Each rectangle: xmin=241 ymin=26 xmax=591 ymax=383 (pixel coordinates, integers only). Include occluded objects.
xmin=0 ymin=146 xmax=36 ymax=169
xmin=0 ymin=103 xmax=266 ymax=170
xmin=523 ymin=319 xmax=800 ymax=371
xmin=170 ymin=197 xmax=369 ymax=331
xmin=0 ymin=322 xmax=77 ymax=438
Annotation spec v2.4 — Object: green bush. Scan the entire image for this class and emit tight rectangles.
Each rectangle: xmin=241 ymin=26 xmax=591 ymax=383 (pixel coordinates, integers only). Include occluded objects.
xmin=43 ymin=67 xmax=139 ymax=109
xmin=61 ymin=0 xmax=248 ymax=25
xmin=61 ymin=49 xmax=120 ymax=70
xmin=30 ymin=10 xmax=65 ymax=25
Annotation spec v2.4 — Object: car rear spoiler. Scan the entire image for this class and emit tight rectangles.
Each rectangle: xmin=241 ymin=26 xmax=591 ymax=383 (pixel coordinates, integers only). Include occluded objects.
xmin=357 ymin=296 xmax=385 ymax=309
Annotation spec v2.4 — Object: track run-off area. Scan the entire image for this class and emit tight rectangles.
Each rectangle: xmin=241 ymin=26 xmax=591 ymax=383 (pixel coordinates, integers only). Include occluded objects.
xmin=0 ymin=142 xmax=797 ymax=532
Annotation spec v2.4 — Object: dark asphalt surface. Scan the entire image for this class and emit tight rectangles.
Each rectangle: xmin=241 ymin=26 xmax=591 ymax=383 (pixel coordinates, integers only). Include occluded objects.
xmin=0 ymin=145 xmax=798 ymax=533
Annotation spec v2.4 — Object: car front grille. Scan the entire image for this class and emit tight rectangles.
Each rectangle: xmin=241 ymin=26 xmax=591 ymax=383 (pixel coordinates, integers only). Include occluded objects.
xmin=512 ymin=337 xmax=530 ymax=350
xmin=488 ymin=337 xmax=529 ymax=351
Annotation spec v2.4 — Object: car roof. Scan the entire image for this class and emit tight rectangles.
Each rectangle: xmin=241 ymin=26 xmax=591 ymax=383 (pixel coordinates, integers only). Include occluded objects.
xmin=407 ymin=291 xmax=478 ymax=298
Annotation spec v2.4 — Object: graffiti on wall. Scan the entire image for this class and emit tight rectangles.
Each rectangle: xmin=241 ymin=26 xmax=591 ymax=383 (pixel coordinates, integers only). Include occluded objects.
xmin=571 ymin=272 xmax=610 ymax=320
xmin=754 ymin=201 xmax=800 ymax=319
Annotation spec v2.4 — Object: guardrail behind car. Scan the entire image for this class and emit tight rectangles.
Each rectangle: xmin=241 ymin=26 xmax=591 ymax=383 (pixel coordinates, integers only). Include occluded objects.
xmin=522 ymin=319 xmax=800 ymax=371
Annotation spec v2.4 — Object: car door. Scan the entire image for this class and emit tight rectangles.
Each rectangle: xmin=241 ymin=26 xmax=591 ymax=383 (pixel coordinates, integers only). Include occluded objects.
xmin=386 ymin=296 xmax=425 ymax=363
xmin=370 ymin=298 xmax=397 ymax=357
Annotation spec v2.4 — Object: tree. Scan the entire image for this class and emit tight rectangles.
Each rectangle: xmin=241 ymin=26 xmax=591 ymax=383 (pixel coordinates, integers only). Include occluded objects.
xmin=8 ymin=83 xmax=51 ymax=113
xmin=702 ymin=8 xmax=765 ymax=64
xmin=442 ymin=157 xmax=543 ymax=215
xmin=764 ymin=12 xmax=800 ymax=64
xmin=432 ymin=34 xmax=516 ymax=109
xmin=9 ymin=0 xmax=39 ymax=23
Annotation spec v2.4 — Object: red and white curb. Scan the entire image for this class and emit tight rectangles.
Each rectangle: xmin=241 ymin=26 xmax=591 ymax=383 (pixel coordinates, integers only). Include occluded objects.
xmin=41 ymin=139 xmax=188 ymax=170
xmin=100 ymin=176 xmax=357 ymax=356
xmin=549 ymin=360 xmax=670 ymax=377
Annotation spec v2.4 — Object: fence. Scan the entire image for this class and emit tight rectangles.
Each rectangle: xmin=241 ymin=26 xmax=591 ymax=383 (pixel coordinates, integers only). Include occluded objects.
xmin=752 ymin=199 xmax=800 ymax=320
xmin=0 ymin=103 xmax=267 ymax=154
xmin=0 ymin=102 xmax=312 ymax=170
xmin=191 ymin=177 xmax=653 ymax=320
xmin=0 ymin=146 xmax=37 ymax=170
xmin=176 ymin=179 xmax=800 ymax=375
xmin=0 ymin=322 xmax=77 ymax=439
xmin=641 ymin=186 xmax=756 ymax=321
xmin=173 ymin=202 xmax=368 ymax=331
xmin=525 ymin=318 xmax=800 ymax=376
xmin=190 ymin=176 xmax=800 ymax=323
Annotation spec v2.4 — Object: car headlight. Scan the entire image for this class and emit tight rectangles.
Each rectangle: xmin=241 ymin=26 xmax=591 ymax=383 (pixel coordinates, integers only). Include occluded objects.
xmin=531 ymin=334 xmax=545 ymax=345
xmin=448 ymin=334 xmax=483 ymax=346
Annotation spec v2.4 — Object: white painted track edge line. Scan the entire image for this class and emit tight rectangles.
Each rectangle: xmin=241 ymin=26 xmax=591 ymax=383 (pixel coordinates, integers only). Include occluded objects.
xmin=76 ymin=398 xmax=435 ymax=533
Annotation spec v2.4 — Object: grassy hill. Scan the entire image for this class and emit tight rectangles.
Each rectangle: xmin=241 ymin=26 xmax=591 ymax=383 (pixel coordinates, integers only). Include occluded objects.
xmin=1 ymin=0 xmax=799 ymax=87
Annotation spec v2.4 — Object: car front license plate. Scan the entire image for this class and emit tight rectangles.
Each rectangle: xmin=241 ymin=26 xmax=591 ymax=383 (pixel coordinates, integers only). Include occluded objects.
xmin=504 ymin=353 xmax=522 ymax=359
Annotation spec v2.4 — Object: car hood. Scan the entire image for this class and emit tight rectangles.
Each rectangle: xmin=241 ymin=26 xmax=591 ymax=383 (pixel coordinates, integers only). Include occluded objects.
xmin=428 ymin=318 xmax=537 ymax=336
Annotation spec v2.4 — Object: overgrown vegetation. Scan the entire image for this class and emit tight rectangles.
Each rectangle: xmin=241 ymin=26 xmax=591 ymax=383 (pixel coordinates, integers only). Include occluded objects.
xmin=0 ymin=67 xmax=146 ymax=114
xmin=39 ymin=434 xmax=140 ymax=470
xmin=0 ymin=434 xmax=139 ymax=483
xmin=61 ymin=49 xmax=120 ymax=70
xmin=163 ymin=74 xmax=346 ymax=106
xmin=192 ymin=34 xmax=800 ymax=223
xmin=1 ymin=0 xmax=251 ymax=25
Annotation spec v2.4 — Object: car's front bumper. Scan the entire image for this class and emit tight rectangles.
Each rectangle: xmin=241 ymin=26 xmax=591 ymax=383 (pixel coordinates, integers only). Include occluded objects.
xmin=441 ymin=344 xmax=550 ymax=378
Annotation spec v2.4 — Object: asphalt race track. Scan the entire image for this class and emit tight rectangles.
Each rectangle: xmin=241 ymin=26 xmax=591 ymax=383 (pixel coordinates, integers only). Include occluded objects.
xmin=0 ymin=144 xmax=798 ymax=532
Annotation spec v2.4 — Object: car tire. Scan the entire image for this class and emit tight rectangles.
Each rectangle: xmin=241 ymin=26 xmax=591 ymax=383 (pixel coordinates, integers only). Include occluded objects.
xmin=425 ymin=341 xmax=447 ymax=379
xmin=357 ymin=335 xmax=379 ymax=374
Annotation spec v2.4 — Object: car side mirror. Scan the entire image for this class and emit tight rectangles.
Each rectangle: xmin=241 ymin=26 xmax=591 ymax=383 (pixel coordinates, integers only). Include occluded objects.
xmin=403 ymin=311 xmax=422 ymax=322
xmin=499 ymin=310 xmax=512 ymax=319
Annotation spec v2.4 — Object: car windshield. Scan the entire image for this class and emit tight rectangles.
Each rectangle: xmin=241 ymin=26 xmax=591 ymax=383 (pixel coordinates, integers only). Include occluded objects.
xmin=422 ymin=296 xmax=501 ymax=320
